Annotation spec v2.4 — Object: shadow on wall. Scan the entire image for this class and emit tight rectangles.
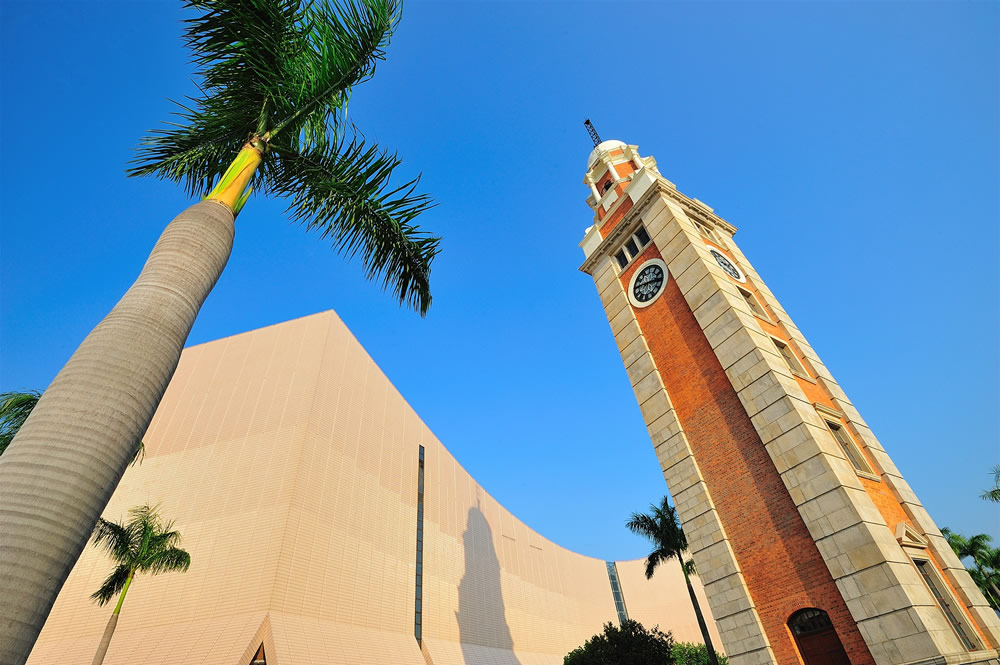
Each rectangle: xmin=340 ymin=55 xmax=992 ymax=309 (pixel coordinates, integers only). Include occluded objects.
xmin=456 ymin=505 xmax=524 ymax=665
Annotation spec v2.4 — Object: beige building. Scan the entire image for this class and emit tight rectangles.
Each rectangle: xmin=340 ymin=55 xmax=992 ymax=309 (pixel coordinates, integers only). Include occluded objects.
xmin=579 ymin=137 xmax=1000 ymax=665
xmin=27 ymin=310 xmax=722 ymax=665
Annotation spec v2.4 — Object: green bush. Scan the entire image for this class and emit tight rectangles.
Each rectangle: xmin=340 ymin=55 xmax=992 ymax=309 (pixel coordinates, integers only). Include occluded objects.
xmin=564 ymin=620 xmax=674 ymax=665
xmin=671 ymin=642 xmax=728 ymax=665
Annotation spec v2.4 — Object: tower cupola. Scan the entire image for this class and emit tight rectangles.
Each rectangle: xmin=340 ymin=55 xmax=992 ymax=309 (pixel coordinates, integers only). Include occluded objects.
xmin=579 ymin=137 xmax=662 ymax=260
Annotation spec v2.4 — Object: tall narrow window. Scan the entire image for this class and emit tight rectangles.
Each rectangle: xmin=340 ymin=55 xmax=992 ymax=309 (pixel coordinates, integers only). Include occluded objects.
xmin=606 ymin=561 xmax=629 ymax=624
xmin=771 ymin=337 xmax=807 ymax=376
xmin=614 ymin=224 xmax=653 ymax=271
xmin=737 ymin=286 xmax=767 ymax=320
xmin=615 ymin=250 xmax=628 ymax=269
xmin=914 ymin=559 xmax=978 ymax=650
xmin=824 ymin=420 xmax=873 ymax=476
xmin=414 ymin=445 xmax=425 ymax=643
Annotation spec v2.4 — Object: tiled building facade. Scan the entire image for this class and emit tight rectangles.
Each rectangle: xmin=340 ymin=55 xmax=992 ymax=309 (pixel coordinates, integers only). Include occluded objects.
xmin=27 ymin=311 xmax=722 ymax=665
xmin=579 ymin=139 xmax=1000 ymax=665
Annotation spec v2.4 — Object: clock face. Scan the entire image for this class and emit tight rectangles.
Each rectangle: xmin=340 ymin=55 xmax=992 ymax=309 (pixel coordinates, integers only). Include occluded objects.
xmin=709 ymin=249 xmax=746 ymax=282
xmin=627 ymin=259 xmax=668 ymax=308
xmin=633 ymin=265 xmax=664 ymax=302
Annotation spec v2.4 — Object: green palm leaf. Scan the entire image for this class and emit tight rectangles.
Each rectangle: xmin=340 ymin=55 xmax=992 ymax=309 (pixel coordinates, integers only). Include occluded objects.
xmin=126 ymin=0 xmax=437 ymax=314
xmin=0 ymin=391 xmax=41 ymax=455
xmin=268 ymin=138 xmax=438 ymax=313
xmin=92 ymin=518 xmax=135 ymax=562
xmin=143 ymin=547 xmax=192 ymax=575
xmin=89 ymin=505 xmax=191 ymax=607
xmin=626 ymin=496 xmax=689 ymax=579
xmin=982 ymin=465 xmax=1000 ymax=503
xmin=91 ymin=565 xmax=132 ymax=607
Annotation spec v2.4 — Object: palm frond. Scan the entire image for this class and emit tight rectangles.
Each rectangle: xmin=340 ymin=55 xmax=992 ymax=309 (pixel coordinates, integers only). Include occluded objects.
xmin=982 ymin=465 xmax=1000 ymax=503
xmin=127 ymin=96 xmax=261 ymax=197
xmin=625 ymin=511 xmax=659 ymax=540
xmin=143 ymin=547 xmax=192 ymax=575
xmin=90 ymin=504 xmax=191 ymax=605
xmin=644 ymin=548 xmax=670 ymax=580
xmin=91 ymin=518 xmax=135 ymax=563
xmin=128 ymin=0 xmax=304 ymax=194
xmin=270 ymin=0 xmax=399 ymax=140
xmin=130 ymin=440 xmax=146 ymax=467
xmin=91 ymin=565 xmax=131 ymax=606
xmin=0 ymin=390 xmax=41 ymax=455
xmin=627 ymin=496 xmax=689 ymax=579
xmin=267 ymin=137 xmax=438 ymax=314
xmin=128 ymin=0 xmax=404 ymax=198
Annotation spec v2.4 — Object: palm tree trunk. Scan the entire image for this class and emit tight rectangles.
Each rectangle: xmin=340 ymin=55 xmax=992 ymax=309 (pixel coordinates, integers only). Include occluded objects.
xmin=91 ymin=571 xmax=132 ymax=665
xmin=0 ymin=201 xmax=235 ymax=665
xmin=680 ymin=558 xmax=720 ymax=665
xmin=986 ymin=577 xmax=1000 ymax=606
xmin=90 ymin=614 xmax=119 ymax=665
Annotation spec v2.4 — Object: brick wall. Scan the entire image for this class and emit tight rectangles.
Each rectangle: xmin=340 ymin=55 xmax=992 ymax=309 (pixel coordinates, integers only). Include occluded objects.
xmin=619 ymin=243 xmax=875 ymax=665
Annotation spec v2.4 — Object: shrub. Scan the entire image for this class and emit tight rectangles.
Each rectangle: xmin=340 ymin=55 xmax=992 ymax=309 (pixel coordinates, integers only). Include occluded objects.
xmin=564 ymin=619 xmax=675 ymax=665
xmin=671 ymin=642 xmax=728 ymax=665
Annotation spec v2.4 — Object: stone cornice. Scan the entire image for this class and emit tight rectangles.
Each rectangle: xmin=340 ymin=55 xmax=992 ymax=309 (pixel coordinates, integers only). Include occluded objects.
xmin=579 ymin=176 xmax=739 ymax=275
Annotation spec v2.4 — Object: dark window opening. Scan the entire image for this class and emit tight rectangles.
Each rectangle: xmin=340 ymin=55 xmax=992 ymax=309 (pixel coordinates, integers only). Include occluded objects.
xmin=737 ymin=286 xmax=767 ymax=320
xmin=414 ymin=445 xmax=425 ymax=644
xmin=915 ymin=560 xmax=977 ymax=650
xmin=615 ymin=250 xmax=628 ymax=269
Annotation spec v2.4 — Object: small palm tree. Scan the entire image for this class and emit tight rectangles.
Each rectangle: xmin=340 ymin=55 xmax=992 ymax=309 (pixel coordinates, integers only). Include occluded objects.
xmin=981 ymin=465 xmax=1000 ymax=503
xmin=89 ymin=505 xmax=191 ymax=665
xmin=0 ymin=1 xmax=436 ymax=660
xmin=627 ymin=496 xmax=720 ymax=665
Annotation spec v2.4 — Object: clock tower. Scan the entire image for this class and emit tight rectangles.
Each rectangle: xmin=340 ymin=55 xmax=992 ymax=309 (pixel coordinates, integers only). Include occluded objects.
xmin=579 ymin=138 xmax=1000 ymax=665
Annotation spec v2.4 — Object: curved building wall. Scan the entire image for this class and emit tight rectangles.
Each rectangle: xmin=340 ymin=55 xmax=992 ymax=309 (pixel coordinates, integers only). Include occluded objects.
xmin=27 ymin=311 xmax=721 ymax=665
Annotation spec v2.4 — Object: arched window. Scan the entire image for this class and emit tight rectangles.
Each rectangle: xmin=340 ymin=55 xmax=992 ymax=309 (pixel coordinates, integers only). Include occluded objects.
xmin=788 ymin=608 xmax=850 ymax=665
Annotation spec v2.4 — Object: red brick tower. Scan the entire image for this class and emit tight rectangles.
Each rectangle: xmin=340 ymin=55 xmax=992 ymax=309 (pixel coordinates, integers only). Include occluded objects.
xmin=579 ymin=138 xmax=1000 ymax=665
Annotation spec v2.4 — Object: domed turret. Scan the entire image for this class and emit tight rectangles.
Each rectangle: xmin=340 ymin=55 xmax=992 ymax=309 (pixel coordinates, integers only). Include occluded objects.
xmin=587 ymin=140 xmax=627 ymax=170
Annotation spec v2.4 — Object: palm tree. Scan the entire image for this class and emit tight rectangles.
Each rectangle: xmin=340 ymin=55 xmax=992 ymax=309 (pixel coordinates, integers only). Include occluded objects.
xmin=0 ymin=2 xmax=437 ymax=661
xmin=0 ymin=390 xmax=41 ymax=455
xmin=976 ymin=546 xmax=1000 ymax=610
xmin=981 ymin=465 xmax=1000 ymax=503
xmin=626 ymin=496 xmax=720 ymax=665
xmin=0 ymin=389 xmax=144 ymax=463
xmin=941 ymin=528 xmax=1000 ymax=608
xmin=89 ymin=505 xmax=191 ymax=665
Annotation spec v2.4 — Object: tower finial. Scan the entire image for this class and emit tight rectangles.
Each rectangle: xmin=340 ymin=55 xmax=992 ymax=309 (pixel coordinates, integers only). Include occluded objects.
xmin=584 ymin=119 xmax=602 ymax=147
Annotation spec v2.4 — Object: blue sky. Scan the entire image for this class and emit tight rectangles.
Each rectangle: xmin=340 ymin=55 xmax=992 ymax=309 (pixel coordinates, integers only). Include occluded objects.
xmin=1 ymin=1 xmax=997 ymax=561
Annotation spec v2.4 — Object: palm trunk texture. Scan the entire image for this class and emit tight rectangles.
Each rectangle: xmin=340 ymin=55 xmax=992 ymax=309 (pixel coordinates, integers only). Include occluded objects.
xmin=90 ymin=613 xmax=119 ymax=665
xmin=681 ymin=559 xmax=719 ymax=665
xmin=0 ymin=201 xmax=235 ymax=664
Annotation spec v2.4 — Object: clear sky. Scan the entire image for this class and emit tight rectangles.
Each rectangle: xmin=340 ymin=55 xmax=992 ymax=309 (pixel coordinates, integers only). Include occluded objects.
xmin=1 ymin=1 xmax=997 ymax=562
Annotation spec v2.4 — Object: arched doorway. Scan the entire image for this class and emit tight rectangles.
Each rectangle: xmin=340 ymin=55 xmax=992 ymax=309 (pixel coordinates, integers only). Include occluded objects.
xmin=788 ymin=608 xmax=851 ymax=665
